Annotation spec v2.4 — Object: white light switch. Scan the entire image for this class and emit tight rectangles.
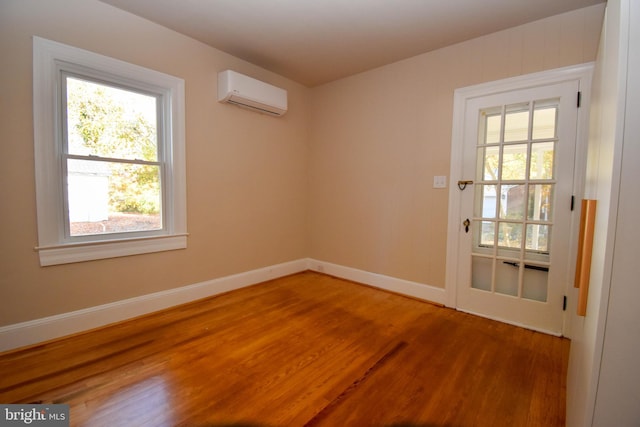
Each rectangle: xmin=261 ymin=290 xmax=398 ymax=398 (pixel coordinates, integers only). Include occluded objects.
xmin=433 ymin=175 xmax=447 ymax=189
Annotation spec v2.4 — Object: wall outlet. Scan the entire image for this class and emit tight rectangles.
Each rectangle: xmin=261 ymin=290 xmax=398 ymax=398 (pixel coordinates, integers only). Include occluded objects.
xmin=433 ymin=175 xmax=447 ymax=188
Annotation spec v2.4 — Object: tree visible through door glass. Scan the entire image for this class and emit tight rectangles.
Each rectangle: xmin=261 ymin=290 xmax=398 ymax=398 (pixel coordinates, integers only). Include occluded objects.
xmin=471 ymin=98 xmax=560 ymax=302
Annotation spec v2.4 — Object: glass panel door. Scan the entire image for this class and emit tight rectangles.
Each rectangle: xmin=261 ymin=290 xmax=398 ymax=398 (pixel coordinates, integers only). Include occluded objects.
xmin=453 ymin=76 xmax=583 ymax=335
xmin=472 ymin=99 xmax=558 ymax=302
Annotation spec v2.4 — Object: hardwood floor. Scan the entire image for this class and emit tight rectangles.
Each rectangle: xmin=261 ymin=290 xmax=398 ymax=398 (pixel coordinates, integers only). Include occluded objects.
xmin=0 ymin=272 xmax=569 ymax=426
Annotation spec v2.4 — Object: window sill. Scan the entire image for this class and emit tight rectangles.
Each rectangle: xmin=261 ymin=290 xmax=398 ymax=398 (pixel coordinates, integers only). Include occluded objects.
xmin=36 ymin=234 xmax=188 ymax=266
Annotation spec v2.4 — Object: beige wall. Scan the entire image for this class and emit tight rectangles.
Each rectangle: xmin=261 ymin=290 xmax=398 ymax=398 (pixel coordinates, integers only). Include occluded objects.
xmin=0 ymin=0 xmax=310 ymax=326
xmin=309 ymin=4 xmax=604 ymax=287
xmin=0 ymin=0 xmax=605 ymax=328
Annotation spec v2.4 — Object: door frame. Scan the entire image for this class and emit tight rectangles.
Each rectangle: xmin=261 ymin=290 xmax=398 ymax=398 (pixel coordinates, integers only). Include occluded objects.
xmin=445 ymin=63 xmax=594 ymax=337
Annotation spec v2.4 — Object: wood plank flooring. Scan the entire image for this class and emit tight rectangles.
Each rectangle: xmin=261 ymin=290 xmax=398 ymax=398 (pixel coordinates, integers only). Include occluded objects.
xmin=0 ymin=272 xmax=569 ymax=426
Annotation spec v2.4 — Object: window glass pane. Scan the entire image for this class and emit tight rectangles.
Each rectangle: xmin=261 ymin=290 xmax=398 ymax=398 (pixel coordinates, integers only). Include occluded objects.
xmin=477 ymin=145 xmax=499 ymax=181
xmin=68 ymin=159 xmax=161 ymax=236
xmin=504 ymin=103 xmax=529 ymax=142
xmin=66 ymin=77 xmax=158 ymax=161
xmin=532 ymin=105 xmax=557 ymax=140
xmin=530 ymin=141 xmax=554 ymax=180
xmin=526 ymin=224 xmax=550 ymax=253
xmin=475 ymin=185 xmax=497 ymax=218
xmin=501 ymin=143 xmax=527 ymax=180
xmin=497 ymin=221 xmax=523 ymax=250
xmin=499 ymin=184 xmax=525 ymax=220
xmin=528 ymin=184 xmax=554 ymax=221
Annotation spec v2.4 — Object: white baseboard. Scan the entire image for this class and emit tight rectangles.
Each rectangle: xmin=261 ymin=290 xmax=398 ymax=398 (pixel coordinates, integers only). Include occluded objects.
xmin=0 ymin=259 xmax=308 ymax=353
xmin=307 ymin=259 xmax=446 ymax=305
xmin=455 ymin=307 xmax=562 ymax=337
xmin=0 ymin=258 xmax=445 ymax=353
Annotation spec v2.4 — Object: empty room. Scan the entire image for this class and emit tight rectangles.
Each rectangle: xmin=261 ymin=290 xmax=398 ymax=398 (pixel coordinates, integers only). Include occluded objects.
xmin=1 ymin=0 xmax=639 ymax=425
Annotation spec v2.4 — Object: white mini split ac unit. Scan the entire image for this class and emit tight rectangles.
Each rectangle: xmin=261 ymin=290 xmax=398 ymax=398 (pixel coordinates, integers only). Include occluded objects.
xmin=217 ymin=70 xmax=287 ymax=116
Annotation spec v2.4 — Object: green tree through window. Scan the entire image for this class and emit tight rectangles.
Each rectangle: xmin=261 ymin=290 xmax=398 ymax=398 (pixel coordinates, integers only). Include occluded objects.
xmin=66 ymin=77 xmax=162 ymax=234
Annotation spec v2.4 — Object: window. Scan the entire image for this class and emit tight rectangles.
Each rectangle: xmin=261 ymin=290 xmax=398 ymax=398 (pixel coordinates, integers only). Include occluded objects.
xmin=33 ymin=37 xmax=187 ymax=266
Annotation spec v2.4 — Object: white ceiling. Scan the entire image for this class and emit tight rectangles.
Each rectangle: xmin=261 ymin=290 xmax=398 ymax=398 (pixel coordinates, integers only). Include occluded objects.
xmin=100 ymin=0 xmax=604 ymax=87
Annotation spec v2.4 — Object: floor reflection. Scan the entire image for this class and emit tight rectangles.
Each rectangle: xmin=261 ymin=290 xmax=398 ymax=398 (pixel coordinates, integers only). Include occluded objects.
xmin=82 ymin=375 xmax=173 ymax=427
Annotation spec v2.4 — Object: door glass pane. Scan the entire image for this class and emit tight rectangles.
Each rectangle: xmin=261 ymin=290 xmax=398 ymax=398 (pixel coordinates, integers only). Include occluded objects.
xmin=526 ymin=224 xmax=550 ymax=253
xmin=495 ymin=261 xmax=519 ymax=296
xmin=501 ymin=144 xmax=528 ymax=180
xmin=477 ymin=146 xmax=500 ymax=181
xmin=522 ymin=267 xmax=548 ymax=302
xmin=485 ymin=114 xmax=502 ymax=144
xmin=499 ymin=184 xmax=525 ymax=220
xmin=475 ymin=185 xmax=497 ymax=218
xmin=528 ymin=184 xmax=554 ymax=221
xmin=475 ymin=220 xmax=495 ymax=247
xmin=532 ymin=103 xmax=557 ymax=140
xmin=497 ymin=222 xmax=523 ymax=249
xmin=504 ymin=103 xmax=529 ymax=142
xmin=472 ymin=256 xmax=493 ymax=291
xmin=482 ymin=221 xmax=496 ymax=247
xmin=530 ymin=141 xmax=554 ymax=180
xmin=479 ymin=107 xmax=502 ymax=145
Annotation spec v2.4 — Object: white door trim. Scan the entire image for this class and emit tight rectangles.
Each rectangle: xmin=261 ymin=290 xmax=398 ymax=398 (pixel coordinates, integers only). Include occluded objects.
xmin=445 ymin=63 xmax=594 ymax=337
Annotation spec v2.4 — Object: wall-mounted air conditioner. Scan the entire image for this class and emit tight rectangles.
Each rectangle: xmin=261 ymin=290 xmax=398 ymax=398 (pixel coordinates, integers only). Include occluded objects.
xmin=217 ymin=70 xmax=287 ymax=116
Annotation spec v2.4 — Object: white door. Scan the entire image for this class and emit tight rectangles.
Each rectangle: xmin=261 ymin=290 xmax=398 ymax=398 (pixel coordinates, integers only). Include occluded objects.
xmin=454 ymin=80 xmax=579 ymax=334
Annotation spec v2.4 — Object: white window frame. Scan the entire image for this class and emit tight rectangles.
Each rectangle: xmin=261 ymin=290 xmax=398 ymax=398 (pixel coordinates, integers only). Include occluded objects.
xmin=33 ymin=37 xmax=187 ymax=266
